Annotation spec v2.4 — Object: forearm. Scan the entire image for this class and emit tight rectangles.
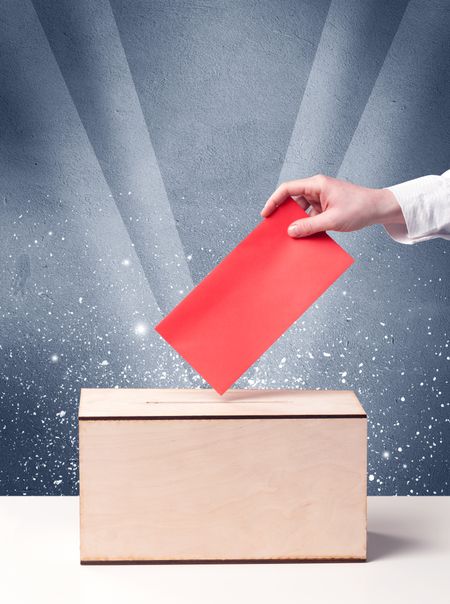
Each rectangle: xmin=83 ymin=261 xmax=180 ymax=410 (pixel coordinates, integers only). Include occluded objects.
xmin=383 ymin=170 xmax=450 ymax=244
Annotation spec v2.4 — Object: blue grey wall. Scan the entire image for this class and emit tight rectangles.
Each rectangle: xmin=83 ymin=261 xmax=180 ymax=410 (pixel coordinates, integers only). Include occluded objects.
xmin=0 ymin=0 xmax=449 ymax=495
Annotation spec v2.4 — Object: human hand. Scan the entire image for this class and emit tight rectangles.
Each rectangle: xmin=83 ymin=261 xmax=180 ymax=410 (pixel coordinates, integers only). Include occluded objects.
xmin=261 ymin=174 xmax=404 ymax=237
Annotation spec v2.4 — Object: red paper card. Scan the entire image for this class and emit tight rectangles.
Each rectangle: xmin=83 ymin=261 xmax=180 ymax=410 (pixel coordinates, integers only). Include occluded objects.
xmin=155 ymin=198 xmax=353 ymax=394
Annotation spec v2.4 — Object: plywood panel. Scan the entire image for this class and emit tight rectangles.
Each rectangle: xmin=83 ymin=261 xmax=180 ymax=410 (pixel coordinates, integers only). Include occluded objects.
xmin=79 ymin=388 xmax=366 ymax=419
xmin=79 ymin=402 xmax=367 ymax=562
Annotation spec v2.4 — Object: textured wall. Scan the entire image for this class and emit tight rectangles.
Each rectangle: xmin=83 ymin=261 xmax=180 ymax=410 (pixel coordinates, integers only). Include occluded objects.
xmin=0 ymin=0 xmax=449 ymax=495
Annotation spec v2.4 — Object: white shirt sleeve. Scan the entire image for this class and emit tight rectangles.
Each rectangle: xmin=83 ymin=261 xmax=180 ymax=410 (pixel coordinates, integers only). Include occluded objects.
xmin=383 ymin=169 xmax=450 ymax=244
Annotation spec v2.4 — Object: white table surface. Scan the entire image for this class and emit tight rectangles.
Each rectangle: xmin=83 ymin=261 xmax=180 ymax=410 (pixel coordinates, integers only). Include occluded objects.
xmin=1 ymin=496 xmax=449 ymax=604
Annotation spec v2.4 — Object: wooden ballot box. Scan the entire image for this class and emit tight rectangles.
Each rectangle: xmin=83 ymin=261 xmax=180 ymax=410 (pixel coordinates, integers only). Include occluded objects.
xmin=79 ymin=388 xmax=367 ymax=563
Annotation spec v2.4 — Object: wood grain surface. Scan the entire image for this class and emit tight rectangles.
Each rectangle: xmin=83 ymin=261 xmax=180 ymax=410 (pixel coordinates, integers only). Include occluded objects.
xmin=79 ymin=390 xmax=367 ymax=562
xmin=79 ymin=388 xmax=366 ymax=419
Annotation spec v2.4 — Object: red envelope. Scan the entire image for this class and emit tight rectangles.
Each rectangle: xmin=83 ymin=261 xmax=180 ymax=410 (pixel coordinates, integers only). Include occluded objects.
xmin=155 ymin=198 xmax=353 ymax=394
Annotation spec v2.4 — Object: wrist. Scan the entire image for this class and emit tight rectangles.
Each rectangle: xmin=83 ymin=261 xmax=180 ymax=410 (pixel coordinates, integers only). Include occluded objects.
xmin=372 ymin=188 xmax=405 ymax=225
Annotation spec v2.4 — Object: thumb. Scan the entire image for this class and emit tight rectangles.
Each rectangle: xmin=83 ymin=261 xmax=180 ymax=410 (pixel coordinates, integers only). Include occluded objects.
xmin=287 ymin=212 xmax=332 ymax=238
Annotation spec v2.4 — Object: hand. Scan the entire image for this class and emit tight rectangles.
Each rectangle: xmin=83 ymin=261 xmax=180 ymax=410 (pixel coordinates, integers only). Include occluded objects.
xmin=261 ymin=174 xmax=405 ymax=237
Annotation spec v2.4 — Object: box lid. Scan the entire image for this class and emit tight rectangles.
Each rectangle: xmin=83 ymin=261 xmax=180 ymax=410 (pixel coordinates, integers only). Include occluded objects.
xmin=79 ymin=388 xmax=366 ymax=420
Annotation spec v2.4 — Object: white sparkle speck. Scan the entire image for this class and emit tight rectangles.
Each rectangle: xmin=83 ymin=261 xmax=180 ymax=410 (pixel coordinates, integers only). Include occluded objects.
xmin=134 ymin=323 xmax=147 ymax=336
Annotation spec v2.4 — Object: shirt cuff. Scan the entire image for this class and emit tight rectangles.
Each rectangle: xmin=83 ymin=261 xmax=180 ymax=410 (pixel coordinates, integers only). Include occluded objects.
xmin=383 ymin=175 xmax=447 ymax=244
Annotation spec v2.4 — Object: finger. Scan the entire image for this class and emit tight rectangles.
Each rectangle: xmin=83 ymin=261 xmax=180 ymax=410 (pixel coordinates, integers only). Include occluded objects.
xmin=287 ymin=212 xmax=332 ymax=238
xmin=260 ymin=176 xmax=324 ymax=217
xmin=291 ymin=195 xmax=310 ymax=211
xmin=308 ymin=207 xmax=320 ymax=217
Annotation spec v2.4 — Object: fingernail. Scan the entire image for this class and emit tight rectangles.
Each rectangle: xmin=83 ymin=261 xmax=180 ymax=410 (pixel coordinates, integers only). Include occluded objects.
xmin=288 ymin=225 xmax=298 ymax=236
